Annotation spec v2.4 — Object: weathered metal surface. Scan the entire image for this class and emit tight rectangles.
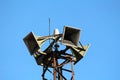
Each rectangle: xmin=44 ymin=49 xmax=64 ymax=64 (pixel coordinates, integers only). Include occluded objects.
xmin=23 ymin=26 xmax=89 ymax=80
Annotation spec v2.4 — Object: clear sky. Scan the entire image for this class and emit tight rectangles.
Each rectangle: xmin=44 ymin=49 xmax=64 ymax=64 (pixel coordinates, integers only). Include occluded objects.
xmin=0 ymin=0 xmax=120 ymax=80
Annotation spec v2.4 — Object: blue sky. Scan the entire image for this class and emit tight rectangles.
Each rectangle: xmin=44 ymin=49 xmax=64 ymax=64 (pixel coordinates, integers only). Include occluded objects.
xmin=0 ymin=0 xmax=120 ymax=80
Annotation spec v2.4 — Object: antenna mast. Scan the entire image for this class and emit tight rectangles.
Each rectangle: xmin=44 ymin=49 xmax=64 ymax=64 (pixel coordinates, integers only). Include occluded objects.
xmin=49 ymin=18 xmax=50 ymax=44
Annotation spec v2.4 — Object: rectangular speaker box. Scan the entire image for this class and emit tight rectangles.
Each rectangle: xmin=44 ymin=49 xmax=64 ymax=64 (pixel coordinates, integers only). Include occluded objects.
xmin=23 ymin=32 xmax=40 ymax=55
xmin=62 ymin=26 xmax=80 ymax=47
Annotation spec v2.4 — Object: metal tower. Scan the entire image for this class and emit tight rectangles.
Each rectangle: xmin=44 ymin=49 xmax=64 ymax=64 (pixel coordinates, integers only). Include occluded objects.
xmin=23 ymin=26 xmax=89 ymax=80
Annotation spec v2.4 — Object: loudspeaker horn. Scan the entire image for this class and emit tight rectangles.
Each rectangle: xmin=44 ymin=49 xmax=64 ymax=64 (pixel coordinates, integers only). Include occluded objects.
xmin=62 ymin=26 xmax=80 ymax=47
xmin=23 ymin=32 xmax=51 ymax=55
xmin=70 ymin=44 xmax=90 ymax=65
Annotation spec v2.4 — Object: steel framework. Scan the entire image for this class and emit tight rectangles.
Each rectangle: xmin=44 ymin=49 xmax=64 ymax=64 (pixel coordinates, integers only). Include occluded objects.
xmin=33 ymin=35 xmax=75 ymax=80
xmin=41 ymin=44 xmax=75 ymax=80
xmin=23 ymin=26 xmax=89 ymax=80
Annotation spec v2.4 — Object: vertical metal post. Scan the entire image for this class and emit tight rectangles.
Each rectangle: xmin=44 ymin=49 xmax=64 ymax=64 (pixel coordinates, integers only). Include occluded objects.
xmin=53 ymin=57 xmax=57 ymax=80
xmin=59 ymin=67 xmax=63 ymax=80
xmin=42 ymin=66 xmax=45 ymax=80
xmin=71 ymin=61 xmax=74 ymax=80
xmin=42 ymin=66 xmax=44 ymax=80
xmin=58 ymin=66 xmax=63 ymax=80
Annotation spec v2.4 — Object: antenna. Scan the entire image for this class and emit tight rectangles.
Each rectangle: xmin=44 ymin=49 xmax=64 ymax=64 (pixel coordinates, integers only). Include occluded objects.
xmin=48 ymin=18 xmax=51 ymax=44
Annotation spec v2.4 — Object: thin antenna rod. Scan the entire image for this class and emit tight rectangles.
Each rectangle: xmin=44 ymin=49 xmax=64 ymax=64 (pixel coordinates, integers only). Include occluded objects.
xmin=49 ymin=18 xmax=51 ymax=44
